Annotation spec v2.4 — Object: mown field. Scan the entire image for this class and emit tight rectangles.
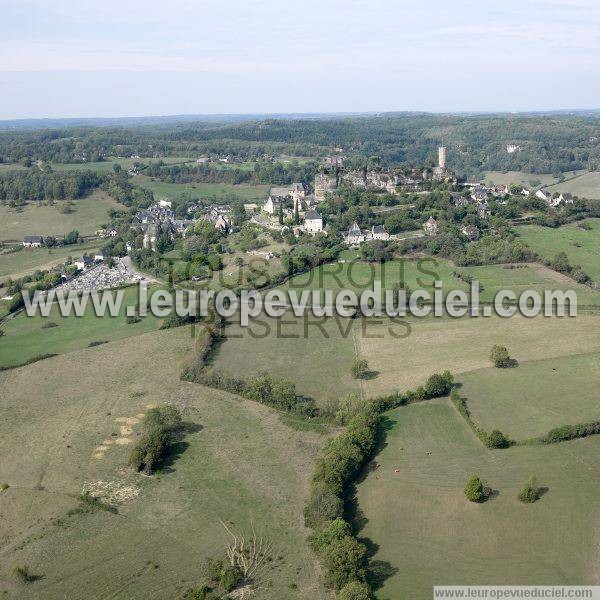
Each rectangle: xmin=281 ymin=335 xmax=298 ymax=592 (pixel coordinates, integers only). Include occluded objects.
xmin=0 ymin=242 xmax=102 ymax=282
xmin=133 ymin=174 xmax=269 ymax=202
xmin=459 ymin=351 xmax=600 ymax=440
xmin=0 ymin=285 xmax=161 ymax=368
xmin=483 ymin=170 xmax=568 ymax=188
xmin=0 ymin=328 xmax=328 ymax=599
xmin=356 ymin=399 xmax=600 ymax=599
xmin=518 ymin=218 xmax=600 ymax=283
xmin=280 ymin=255 xmax=600 ymax=306
xmin=543 ymin=171 xmax=600 ymax=199
xmin=210 ymin=310 xmax=600 ymax=406
xmin=0 ymin=190 xmax=123 ymax=242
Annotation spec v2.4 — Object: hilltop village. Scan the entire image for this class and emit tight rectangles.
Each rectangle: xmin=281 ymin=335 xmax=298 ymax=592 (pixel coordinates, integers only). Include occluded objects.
xmin=8 ymin=144 xmax=590 ymax=297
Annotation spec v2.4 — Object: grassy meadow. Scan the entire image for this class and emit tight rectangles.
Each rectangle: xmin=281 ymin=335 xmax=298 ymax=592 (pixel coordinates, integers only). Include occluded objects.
xmin=0 ymin=285 xmax=161 ymax=368
xmin=0 ymin=328 xmax=329 ymax=599
xmin=0 ymin=242 xmax=102 ymax=282
xmin=459 ymin=351 xmax=600 ymax=440
xmin=518 ymin=218 xmax=600 ymax=282
xmin=133 ymin=174 xmax=269 ymax=202
xmin=355 ymin=399 xmax=600 ymax=599
xmin=543 ymin=171 xmax=600 ymax=199
xmin=0 ymin=190 xmax=123 ymax=242
xmin=483 ymin=170 xmax=568 ymax=188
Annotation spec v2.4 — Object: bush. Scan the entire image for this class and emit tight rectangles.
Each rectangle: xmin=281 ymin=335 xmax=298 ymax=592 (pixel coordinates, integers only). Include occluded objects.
xmin=304 ymin=481 xmax=344 ymax=529
xmin=350 ymin=358 xmax=369 ymax=379
xmin=423 ymin=371 xmax=453 ymax=397
xmin=0 ymin=483 xmax=9 ymax=491
xmin=13 ymin=565 xmax=34 ymax=583
xmin=128 ymin=405 xmax=183 ymax=474
xmin=464 ymin=474 xmax=489 ymax=503
xmin=518 ymin=477 xmax=541 ymax=503
xmin=490 ymin=345 xmax=512 ymax=368
xmin=486 ymin=429 xmax=509 ymax=449
xmin=313 ymin=518 xmax=352 ymax=552
xmin=322 ymin=535 xmax=368 ymax=590
xmin=125 ymin=314 xmax=140 ymax=324
xmin=337 ymin=580 xmax=375 ymax=600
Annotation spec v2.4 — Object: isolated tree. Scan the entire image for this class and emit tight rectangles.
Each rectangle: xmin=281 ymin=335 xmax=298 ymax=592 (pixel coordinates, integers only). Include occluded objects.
xmin=294 ymin=201 xmax=300 ymax=224
xmin=490 ymin=345 xmax=511 ymax=368
xmin=486 ymin=430 xmax=509 ymax=449
xmin=464 ymin=474 xmax=489 ymax=503
xmin=351 ymin=358 xmax=369 ymax=379
xmin=424 ymin=371 xmax=453 ymax=397
xmin=518 ymin=476 xmax=541 ymax=503
xmin=278 ymin=202 xmax=284 ymax=225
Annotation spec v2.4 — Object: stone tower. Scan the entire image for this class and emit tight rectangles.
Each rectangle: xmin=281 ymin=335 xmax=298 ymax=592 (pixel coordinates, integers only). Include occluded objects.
xmin=438 ymin=146 xmax=447 ymax=170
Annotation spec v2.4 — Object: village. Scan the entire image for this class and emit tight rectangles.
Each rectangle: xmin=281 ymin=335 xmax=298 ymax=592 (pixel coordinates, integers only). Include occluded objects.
xmin=15 ymin=146 xmax=581 ymax=295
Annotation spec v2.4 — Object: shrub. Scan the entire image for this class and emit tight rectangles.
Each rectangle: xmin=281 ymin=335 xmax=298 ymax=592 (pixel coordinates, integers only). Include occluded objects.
xmin=13 ymin=565 xmax=34 ymax=583
xmin=423 ymin=370 xmax=453 ymax=397
xmin=313 ymin=518 xmax=352 ymax=552
xmin=490 ymin=345 xmax=512 ymax=368
xmin=183 ymin=585 xmax=215 ymax=600
xmin=128 ymin=405 xmax=183 ymax=474
xmin=464 ymin=474 xmax=489 ymax=503
xmin=351 ymin=358 xmax=369 ymax=379
xmin=486 ymin=429 xmax=509 ymax=449
xmin=0 ymin=483 xmax=9 ymax=491
xmin=41 ymin=321 xmax=58 ymax=329
xmin=304 ymin=481 xmax=344 ymax=529
xmin=125 ymin=314 xmax=140 ymax=324
xmin=337 ymin=580 xmax=375 ymax=600
xmin=322 ymin=535 xmax=368 ymax=590
xmin=518 ymin=477 xmax=541 ymax=503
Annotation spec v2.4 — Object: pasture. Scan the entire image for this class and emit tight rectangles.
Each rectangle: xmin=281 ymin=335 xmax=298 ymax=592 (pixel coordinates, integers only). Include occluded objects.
xmin=210 ymin=309 xmax=600 ymax=405
xmin=0 ymin=241 xmax=102 ymax=282
xmin=518 ymin=219 xmax=600 ymax=282
xmin=0 ymin=190 xmax=123 ymax=242
xmin=133 ymin=174 xmax=269 ymax=202
xmin=459 ymin=351 xmax=600 ymax=440
xmin=0 ymin=285 xmax=161 ymax=368
xmin=543 ymin=171 xmax=600 ymax=199
xmin=0 ymin=328 xmax=328 ymax=599
xmin=483 ymin=170 xmax=568 ymax=188
xmin=356 ymin=399 xmax=600 ymax=599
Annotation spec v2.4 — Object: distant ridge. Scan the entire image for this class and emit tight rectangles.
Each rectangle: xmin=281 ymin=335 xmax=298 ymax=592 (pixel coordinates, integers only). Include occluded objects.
xmin=1 ymin=109 xmax=600 ymax=131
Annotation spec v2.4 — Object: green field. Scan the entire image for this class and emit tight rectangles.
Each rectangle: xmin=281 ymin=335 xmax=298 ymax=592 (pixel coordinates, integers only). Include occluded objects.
xmin=518 ymin=219 xmax=600 ymax=283
xmin=459 ymin=352 xmax=600 ymax=440
xmin=543 ymin=171 xmax=600 ymax=199
xmin=0 ymin=190 xmax=123 ymax=242
xmin=483 ymin=170 xmax=571 ymax=188
xmin=50 ymin=156 xmax=197 ymax=173
xmin=211 ymin=313 xmax=360 ymax=404
xmin=356 ymin=399 xmax=600 ymax=598
xmin=0 ymin=242 xmax=102 ymax=282
xmin=134 ymin=174 xmax=269 ymax=202
xmin=0 ymin=286 xmax=161 ymax=368
xmin=0 ymin=328 xmax=328 ymax=599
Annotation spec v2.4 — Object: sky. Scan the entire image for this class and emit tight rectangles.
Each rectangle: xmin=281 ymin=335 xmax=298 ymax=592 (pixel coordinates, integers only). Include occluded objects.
xmin=1 ymin=0 xmax=599 ymax=119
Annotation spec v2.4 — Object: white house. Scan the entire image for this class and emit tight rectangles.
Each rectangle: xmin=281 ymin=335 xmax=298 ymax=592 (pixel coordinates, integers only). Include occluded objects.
xmin=74 ymin=255 xmax=94 ymax=270
xmin=557 ymin=193 xmax=574 ymax=205
xmin=535 ymin=189 xmax=551 ymax=202
xmin=23 ymin=235 xmax=44 ymax=247
xmin=159 ymin=199 xmax=172 ymax=208
xmin=345 ymin=221 xmax=365 ymax=245
xmin=304 ymin=209 xmax=323 ymax=234
xmin=371 ymin=225 xmax=390 ymax=240
xmin=423 ymin=216 xmax=438 ymax=235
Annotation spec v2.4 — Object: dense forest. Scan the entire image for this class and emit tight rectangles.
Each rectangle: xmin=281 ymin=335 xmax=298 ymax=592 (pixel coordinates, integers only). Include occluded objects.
xmin=0 ymin=170 xmax=103 ymax=205
xmin=1 ymin=113 xmax=600 ymax=177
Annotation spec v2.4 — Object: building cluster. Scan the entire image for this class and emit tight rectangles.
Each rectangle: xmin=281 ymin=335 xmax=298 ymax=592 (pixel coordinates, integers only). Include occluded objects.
xmin=345 ymin=222 xmax=391 ymax=246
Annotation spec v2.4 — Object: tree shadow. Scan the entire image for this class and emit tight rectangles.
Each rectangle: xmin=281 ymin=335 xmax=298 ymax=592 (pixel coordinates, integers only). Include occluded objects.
xmin=362 ymin=370 xmax=380 ymax=380
xmin=368 ymin=560 xmax=399 ymax=591
xmin=537 ymin=486 xmax=550 ymax=499
xmin=156 ymin=421 xmax=203 ymax=473
xmin=486 ymin=487 xmax=500 ymax=500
